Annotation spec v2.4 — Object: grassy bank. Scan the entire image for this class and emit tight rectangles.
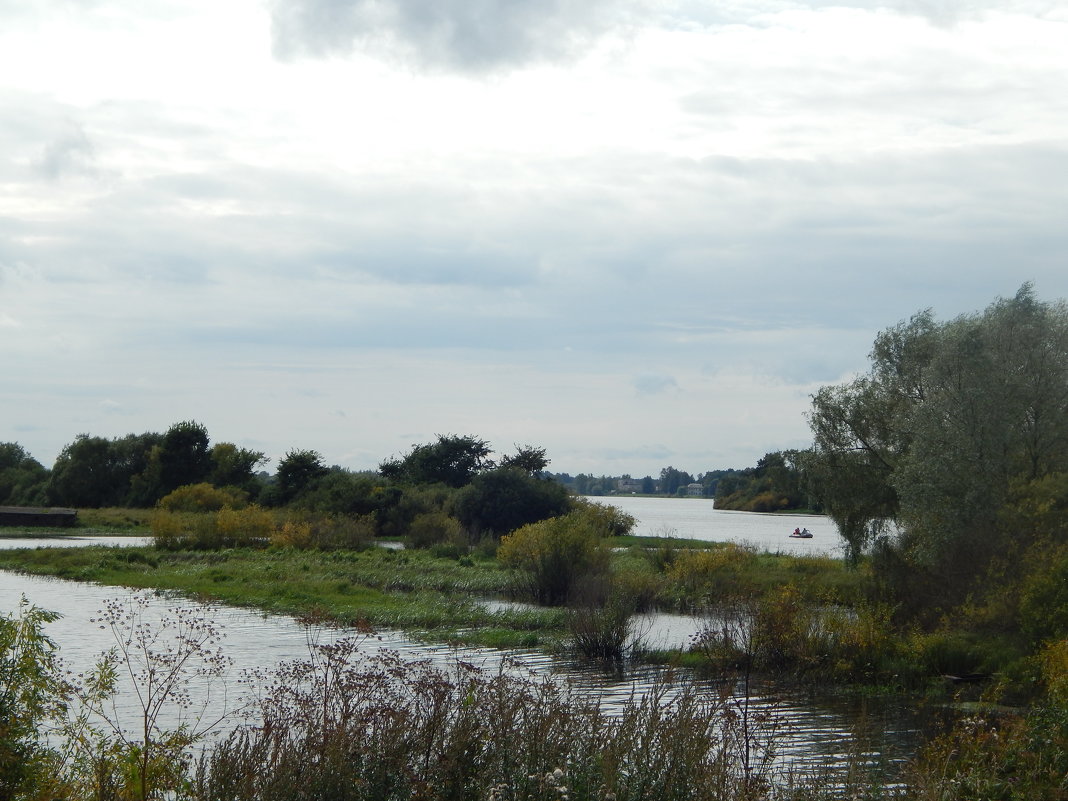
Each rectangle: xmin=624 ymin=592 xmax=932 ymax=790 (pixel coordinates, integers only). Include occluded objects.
xmin=0 ymin=545 xmax=565 ymax=648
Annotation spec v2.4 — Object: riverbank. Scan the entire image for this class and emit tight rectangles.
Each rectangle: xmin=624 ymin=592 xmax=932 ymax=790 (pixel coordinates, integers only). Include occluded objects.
xmin=0 ymin=544 xmax=566 ymax=648
xmin=0 ymin=534 xmax=866 ymax=651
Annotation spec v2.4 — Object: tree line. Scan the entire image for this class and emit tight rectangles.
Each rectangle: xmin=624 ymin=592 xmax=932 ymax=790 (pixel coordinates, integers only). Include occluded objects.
xmin=0 ymin=428 xmax=579 ymax=544
xmin=551 ymin=457 xmax=810 ymax=512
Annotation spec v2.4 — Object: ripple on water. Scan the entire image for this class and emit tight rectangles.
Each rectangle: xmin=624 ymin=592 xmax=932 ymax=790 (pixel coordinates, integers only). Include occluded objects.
xmin=1 ymin=570 xmax=920 ymax=781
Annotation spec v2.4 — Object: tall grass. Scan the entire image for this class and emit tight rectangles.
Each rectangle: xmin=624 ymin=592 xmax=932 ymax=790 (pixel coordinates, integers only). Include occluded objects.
xmin=194 ymin=638 xmax=827 ymax=801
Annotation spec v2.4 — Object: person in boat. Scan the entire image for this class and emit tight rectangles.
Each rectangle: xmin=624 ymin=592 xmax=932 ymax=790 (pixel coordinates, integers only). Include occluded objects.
xmin=793 ymin=527 xmax=801 ymax=536
xmin=801 ymin=527 xmax=810 ymax=536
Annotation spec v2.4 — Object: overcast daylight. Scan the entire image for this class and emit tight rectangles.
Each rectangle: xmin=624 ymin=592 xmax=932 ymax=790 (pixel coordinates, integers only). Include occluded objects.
xmin=2 ymin=0 xmax=1067 ymax=477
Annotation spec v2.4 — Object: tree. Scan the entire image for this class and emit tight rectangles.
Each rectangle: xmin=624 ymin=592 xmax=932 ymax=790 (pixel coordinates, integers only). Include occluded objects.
xmin=499 ymin=444 xmax=549 ymax=476
xmin=379 ymin=434 xmax=493 ymax=488
xmin=808 ymin=285 xmax=1068 ymax=604
xmin=49 ymin=435 xmax=120 ymax=508
xmin=209 ymin=442 xmax=267 ymax=492
xmin=0 ymin=443 xmax=48 ymax=506
xmin=156 ymin=421 xmax=212 ymax=496
xmin=659 ymin=466 xmax=693 ymax=496
xmin=450 ymin=467 xmax=571 ymax=538
xmin=274 ymin=449 xmax=328 ymax=505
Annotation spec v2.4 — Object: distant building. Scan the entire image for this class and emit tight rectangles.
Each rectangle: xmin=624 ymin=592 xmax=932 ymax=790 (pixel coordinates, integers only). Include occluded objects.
xmin=617 ymin=479 xmax=644 ymax=494
xmin=0 ymin=506 xmax=78 ymax=527
xmin=685 ymin=483 xmax=705 ymax=497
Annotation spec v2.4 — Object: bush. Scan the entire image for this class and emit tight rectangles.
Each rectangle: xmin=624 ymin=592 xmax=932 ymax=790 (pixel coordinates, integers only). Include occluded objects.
xmin=567 ymin=573 xmax=639 ymax=660
xmin=666 ymin=544 xmax=758 ymax=601
xmin=270 ymin=513 xmax=376 ymax=550
xmin=158 ymin=482 xmax=248 ymax=512
xmin=152 ymin=505 xmax=276 ymax=549
xmin=1020 ymin=544 xmax=1068 ymax=643
xmin=407 ymin=511 xmax=463 ymax=549
xmin=498 ymin=511 xmax=611 ymax=605
xmin=570 ymin=497 xmax=637 ymax=536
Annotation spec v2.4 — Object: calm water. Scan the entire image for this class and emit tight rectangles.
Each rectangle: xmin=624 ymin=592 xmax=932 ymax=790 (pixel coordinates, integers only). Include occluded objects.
xmin=0 ymin=570 xmax=918 ymax=782
xmin=589 ymin=496 xmax=843 ymax=556
xmin=0 ymin=534 xmax=153 ymax=549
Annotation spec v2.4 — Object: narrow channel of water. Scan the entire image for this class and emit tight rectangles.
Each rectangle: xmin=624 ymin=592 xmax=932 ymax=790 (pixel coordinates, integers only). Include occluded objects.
xmin=1 ymin=568 xmax=920 ymax=782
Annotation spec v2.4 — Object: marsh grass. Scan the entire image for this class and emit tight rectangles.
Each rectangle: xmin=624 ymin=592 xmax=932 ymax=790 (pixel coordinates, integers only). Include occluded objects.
xmin=0 ymin=545 xmax=564 ymax=648
xmin=193 ymin=639 xmax=838 ymax=801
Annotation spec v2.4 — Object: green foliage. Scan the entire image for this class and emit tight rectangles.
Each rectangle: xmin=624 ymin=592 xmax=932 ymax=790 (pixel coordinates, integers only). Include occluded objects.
xmin=49 ymin=434 xmax=128 ymax=508
xmin=1019 ymin=544 xmax=1068 ymax=644
xmin=571 ymin=497 xmax=637 ymax=536
xmin=379 ymin=433 xmax=493 ymax=488
xmin=156 ymin=420 xmax=213 ymax=496
xmin=0 ymin=442 xmax=49 ymax=506
xmin=407 ymin=510 xmax=463 ymax=549
xmin=901 ymin=704 xmax=1068 ymax=801
xmin=290 ymin=470 xmax=401 ymax=518
xmin=497 ymin=509 xmax=612 ymax=605
xmin=498 ymin=443 xmax=550 ymax=475
xmin=374 ymin=482 xmax=451 ymax=539
xmin=271 ymin=448 xmax=329 ymax=505
xmin=0 ymin=599 xmax=66 ymax=800
xmin=270 ymin=512 xmax=376 ymax=550
xmin=666 ymin=544 xmax=760 ymax=601
xmin=713 ymin=451 xmax=807 ymax=512
xmin=208 ymin=442 xmax=267 ymax=494
xmin=809 ymin=285 xmax=1068 ymax=603
xmin=450 ymin=466 xmax=571 ymax=538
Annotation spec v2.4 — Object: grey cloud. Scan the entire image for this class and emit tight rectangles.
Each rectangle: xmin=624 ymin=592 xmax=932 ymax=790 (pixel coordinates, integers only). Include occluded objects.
xmin=268 ymin=0 xmax=630 ymax=72
xmin=633 ymin=374 xmax=679 ymax=396
xmin=34 ymin=123 xmax=96 ymax=180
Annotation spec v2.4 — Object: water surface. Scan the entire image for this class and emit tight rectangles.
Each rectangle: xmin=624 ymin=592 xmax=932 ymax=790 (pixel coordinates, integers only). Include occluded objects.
xmin=590 ymin=496 xmax=843 ymax=556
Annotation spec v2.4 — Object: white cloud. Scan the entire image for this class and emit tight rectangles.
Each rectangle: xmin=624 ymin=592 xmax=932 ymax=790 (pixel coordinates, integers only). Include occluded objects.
xmin=0 ymin=0 xmax=1065 ymax=475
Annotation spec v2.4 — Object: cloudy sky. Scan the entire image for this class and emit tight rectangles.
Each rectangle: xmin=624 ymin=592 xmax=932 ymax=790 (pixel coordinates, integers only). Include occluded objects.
xmin=2 ymin=0 xmax=1066 ymax=478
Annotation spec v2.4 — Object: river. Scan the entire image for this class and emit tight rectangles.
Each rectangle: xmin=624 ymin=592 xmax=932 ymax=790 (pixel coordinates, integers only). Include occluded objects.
xmin=1 ymin=559 xmax=918 ymax=785
xmin=587 ymin=496 xmax=843 ymax=556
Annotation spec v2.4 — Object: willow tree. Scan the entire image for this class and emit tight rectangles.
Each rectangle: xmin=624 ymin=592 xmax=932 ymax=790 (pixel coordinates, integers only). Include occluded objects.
xmin=807 ymin=285 xmax=1068 ymax=604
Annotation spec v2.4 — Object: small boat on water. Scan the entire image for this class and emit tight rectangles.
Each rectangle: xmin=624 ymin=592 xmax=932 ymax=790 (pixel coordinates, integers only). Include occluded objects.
xmin=789 ymin=527 xmax=812 ymax=539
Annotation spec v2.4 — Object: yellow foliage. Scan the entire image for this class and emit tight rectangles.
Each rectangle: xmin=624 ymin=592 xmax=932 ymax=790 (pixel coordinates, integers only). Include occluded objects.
xmin=666 ymin=544 xmax=756 ymax=595
xmin=1040 ymin=638 xmax=1068 ymax=705
xmin=158 ymin=482 xmax=248 ymax=513
xmin=215 ymin=505 xmax=276 ymax=544
xmin=272 ymin=520 xmax=314 ymax=548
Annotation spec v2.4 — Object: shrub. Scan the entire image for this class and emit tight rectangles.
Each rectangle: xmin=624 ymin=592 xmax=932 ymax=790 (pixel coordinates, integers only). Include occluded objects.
xmin=666 ymin=544 xmax=758 ymax=601
xmin=567 ymin=574 xmax=639 ymax=660
xmin=270 ymin=513 xmax=376 ymax=550
xmin=570 ymin=497 xmax=637 ymax=536
xmin=158 ymin=482 xmax=248 ymax=513
xmin=1019 ymin=544 xmax=1068 ymax=643
xmin=407 ymin=511 xmax=463 ymax=549
xmin=498 ymin=511 xmax=610 ymax=605
xmin=152 ymin=505 xmax=276 ymax=549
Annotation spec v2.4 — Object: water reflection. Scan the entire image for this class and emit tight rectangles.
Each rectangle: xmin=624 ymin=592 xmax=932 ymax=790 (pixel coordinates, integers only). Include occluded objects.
xmin=6 ymin=570 xmax=923 ymax=782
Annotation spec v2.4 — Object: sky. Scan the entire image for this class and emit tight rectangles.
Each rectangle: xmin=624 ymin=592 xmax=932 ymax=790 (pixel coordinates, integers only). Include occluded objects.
xmin=2 ymin=0 xmax=1067 ymax=479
